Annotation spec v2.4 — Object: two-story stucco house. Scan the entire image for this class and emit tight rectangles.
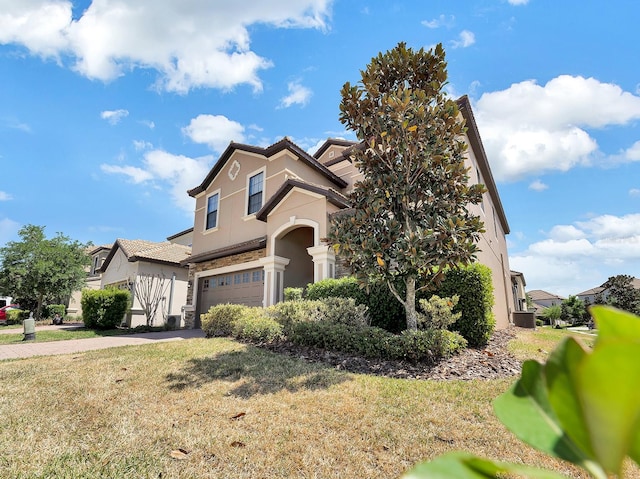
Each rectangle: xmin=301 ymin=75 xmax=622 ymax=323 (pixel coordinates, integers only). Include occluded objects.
xmin=181 ymin=96 xmax=514 ymax=329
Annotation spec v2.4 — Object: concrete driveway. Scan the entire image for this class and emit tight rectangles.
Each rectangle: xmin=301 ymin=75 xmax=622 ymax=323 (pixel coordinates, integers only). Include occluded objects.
xmin=0 ymin=323 xmax=205 ymax=360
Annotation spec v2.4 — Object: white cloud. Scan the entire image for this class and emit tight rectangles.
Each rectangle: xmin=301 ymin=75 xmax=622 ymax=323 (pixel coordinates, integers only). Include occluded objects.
xmin=0 ymin=191 xmax=13 ymax=201
xmin=0 ymin=0 xmax=332 ymax=93
xmin=451 ymin=30 xmax=475 ymax=49
xmin=528 ymin=179 xmax=548 ymax=191
xmin=510 ymin=212 xmax=640 ymax=296
xmin=182 ymin=115 xmax=245 ymax=153
xmin=630 ymin=188 xmax=640 ymax=197
xmin=101 ymin=149 xmax=213 ymax=213
xmin=508 ymin=0 xmax=529 ymax=5
xmin=100 ymin=109 xmax=129 ymax=125
xmin=100 ymin=164 xmax=153 ymax=183
xmin=0 ymin=217 xmax=20 ymax=247
xmin=421 ymin=14 xmax=455 ymax=29
xmin=474 ymin=75 xmax=640 ymax=181
xmin=139 ymin=120 xmax=155 ymax=129
xmin=278 ymin=81 xmax=313 ymax=108
xmin=133 ymin=140 xmax=153 ymax=151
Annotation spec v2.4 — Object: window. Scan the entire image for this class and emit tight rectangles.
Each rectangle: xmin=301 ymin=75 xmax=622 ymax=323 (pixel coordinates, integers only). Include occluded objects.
xmin=247 ymin=172 xmax=264 ymax=215
xmin=206 ymin=193 xmax=219 ymax=230
xmin=203 ymin=279 xmax=209 ymax=291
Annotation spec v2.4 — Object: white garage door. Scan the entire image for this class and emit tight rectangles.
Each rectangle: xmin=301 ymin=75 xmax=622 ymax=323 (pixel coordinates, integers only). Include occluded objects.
xmin=199 ymin=268 xmax=264 ymax=313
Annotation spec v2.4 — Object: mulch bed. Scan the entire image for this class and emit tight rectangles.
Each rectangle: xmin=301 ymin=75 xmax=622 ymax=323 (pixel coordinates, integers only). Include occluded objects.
xmin=262 ymin=328 xmax=523 ymax=381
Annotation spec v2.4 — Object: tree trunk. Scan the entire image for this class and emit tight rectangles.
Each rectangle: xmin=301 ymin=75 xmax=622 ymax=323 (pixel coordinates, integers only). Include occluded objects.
xmin=405 ymin=276 xmax=418 ymax=330
xmin=36 ymin=292 xmax=44 ymax=321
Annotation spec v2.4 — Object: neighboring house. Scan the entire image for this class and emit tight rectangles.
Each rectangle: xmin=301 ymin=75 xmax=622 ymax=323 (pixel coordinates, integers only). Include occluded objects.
xmin=167 ymin=227 xmax=193 ymax=247
xmin=575 ymin=286 xmax=604 ymax=304
xmin=181 ymin=96 xmax=515 ymax=329
xmin=99 ymin=239 xmax=191 ymax=328
xmin=577 ymin=276 xmax=640 ymax=304
xmin=67 ymin=244 xmax=112 ymax=318
xmin=528 ymin=289 xmax=565 ymax=317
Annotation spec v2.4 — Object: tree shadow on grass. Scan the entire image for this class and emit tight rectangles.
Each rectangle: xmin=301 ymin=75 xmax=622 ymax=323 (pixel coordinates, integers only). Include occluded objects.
xmin=165 ymin=346 xmax=350 ymax=398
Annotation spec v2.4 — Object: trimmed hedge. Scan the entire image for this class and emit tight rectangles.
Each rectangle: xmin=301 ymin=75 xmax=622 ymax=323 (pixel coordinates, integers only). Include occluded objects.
xmin=436 ymin=263 xmax=495 ymax=347
xmin=81 ymin=288 xmax=130 ymax=330
xmin=201 ymin=304 xmax=284 ymax=343
xmin=289 ymin=321 xmax=466 ymax=363
xmin=6 ymin=309 xmax=27 ymax=325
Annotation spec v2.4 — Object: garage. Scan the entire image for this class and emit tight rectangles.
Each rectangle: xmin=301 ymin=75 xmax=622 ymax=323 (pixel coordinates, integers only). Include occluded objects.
xmin=198 ymin=268 xmax=265 ymax=315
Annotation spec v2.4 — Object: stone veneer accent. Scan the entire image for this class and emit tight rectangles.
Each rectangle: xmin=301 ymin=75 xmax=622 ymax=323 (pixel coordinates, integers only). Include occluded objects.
xmin=184 ymin=248 xmax=266 ymax=328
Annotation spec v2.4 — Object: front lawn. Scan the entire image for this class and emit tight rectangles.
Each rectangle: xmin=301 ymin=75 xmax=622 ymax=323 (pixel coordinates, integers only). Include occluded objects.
xmin=0 ymin=326 xmax=162 ymax=345
xmin=0 ymin=328 xmax=621 ymax=478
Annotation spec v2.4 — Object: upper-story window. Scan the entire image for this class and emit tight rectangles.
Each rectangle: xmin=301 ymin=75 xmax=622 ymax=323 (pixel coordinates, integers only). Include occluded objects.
xmin=247 ymin=171 xmax=264 ymax=215
xmin=206 ymin=192 xmax=219 ymax=230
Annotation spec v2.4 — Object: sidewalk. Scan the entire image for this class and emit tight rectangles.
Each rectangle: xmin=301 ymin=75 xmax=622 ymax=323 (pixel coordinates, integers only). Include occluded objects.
xmin=0 ymin=323 xmax=205 ymax=361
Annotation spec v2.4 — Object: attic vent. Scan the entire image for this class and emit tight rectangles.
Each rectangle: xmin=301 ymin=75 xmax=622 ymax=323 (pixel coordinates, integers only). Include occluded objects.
xmin=328 ymin=151 xmax=335 ymax=158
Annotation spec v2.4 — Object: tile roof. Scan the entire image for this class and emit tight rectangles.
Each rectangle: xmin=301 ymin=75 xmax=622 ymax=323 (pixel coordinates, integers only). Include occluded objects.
xmin=527 ymin=289 xmax=565 ymax=301
xmin=100 ymin=239 xmax=191 ymax=272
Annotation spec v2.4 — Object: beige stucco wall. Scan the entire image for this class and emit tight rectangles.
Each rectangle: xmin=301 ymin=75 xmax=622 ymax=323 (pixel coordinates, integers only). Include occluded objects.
xmin=191 ymin=149 xmax=343 ymax=259
xmin=463 ymin=132 xmax=514 ymax=329
xmin=101 ymin=248 xmax=189 ymax=328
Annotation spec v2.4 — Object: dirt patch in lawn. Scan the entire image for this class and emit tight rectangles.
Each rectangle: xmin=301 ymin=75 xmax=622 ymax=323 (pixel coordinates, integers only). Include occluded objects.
xmin=263 ymin=327 xmax=523 ymax=381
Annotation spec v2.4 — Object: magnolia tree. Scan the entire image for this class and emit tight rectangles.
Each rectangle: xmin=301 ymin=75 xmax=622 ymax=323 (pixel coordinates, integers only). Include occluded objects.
xmin=328 ymin=43 xmax=485 ymax=330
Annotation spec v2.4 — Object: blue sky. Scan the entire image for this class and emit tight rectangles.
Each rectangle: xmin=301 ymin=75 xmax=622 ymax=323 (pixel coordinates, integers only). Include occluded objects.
xmin=1 ymin=0 xmax=639 ymax=298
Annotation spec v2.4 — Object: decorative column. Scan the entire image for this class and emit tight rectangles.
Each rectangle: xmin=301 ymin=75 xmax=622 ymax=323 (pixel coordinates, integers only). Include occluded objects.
xmin=307 ymin=245 xmax=336 ymax=282
xmin=259 ymin=255 xmax=290 ymax=306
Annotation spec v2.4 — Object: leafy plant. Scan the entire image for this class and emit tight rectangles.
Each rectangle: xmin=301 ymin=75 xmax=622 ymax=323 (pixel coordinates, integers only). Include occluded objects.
xmin=402 ymin=305 xmax=640 ymax=478
xmin=81 ymin=288 xmax=130 ymax=330
xmin=418 ymin=295 xmax=461 ymax=330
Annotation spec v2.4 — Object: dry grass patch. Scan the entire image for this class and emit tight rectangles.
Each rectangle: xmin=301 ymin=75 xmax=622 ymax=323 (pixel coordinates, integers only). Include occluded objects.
xmin=0 ymin=336 xmax=608 ymax=478
xmin=509 ymin=326 xmax=596 ymax=362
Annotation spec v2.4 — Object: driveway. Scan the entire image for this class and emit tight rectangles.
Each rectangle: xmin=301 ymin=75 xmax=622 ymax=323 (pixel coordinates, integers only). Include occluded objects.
xmin=0 ymin=323 xmax=205 ymax=360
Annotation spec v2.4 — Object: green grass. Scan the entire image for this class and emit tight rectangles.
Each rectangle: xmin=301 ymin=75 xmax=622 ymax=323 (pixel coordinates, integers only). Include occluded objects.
xmin=508 ymin=325 xmax=596 ymax=363
xmin=0 ymin=327 xmax=156 ymax=345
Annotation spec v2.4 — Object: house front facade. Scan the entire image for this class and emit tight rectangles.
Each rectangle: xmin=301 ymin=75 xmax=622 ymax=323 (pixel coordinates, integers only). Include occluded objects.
xmin=182 ymin=96 xmax=515 ymax=329
xmin=100 ymin=239 xmax=191 ymax=328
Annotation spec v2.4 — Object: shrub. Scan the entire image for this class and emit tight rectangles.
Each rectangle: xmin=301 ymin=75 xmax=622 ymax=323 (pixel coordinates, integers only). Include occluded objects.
xmin=306 ymin=277 xmax=405 ymax=332
xmin=6 ymin=309 xmax=26 ymax=325
xmin=436 ymin=263 xmax=495 ymax=347
xmin=81 ymin=288 xmax=130 ymax=330
xmin=231 ymin=307 xmax=284 ymax=343
xmin=390 ymin=329 xmax=467 ymax=362
xmin=266 ymin=300 xmax=323 ymax=335
xmin=200 ymin=303 xmax=248 ymax=338
xmin=283 ymin=287 xmax=303 ymax=302
xmin=417 ymin=295 xmax=461 ymax=330
xmin=289 ymin=321 xmax=466 ymax=363
xmin=535 ymin=319 xmax=543 ymax=327
xmin=315 ymin=297 xmax=370 ymax=326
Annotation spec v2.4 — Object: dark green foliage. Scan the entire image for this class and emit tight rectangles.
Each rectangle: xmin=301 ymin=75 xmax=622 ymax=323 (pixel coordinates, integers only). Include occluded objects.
xmin=330 ymin=42 xmax=485 ymax=330
xmin=44 ymin=304 xmax=66 ymax=319
xmin=598 ymin=274 xmax=640 ymax=315
xmin=0 ymin=224 xmax=91 ymax=319
xmin=81 ymin=288 xmax=130 ymax=330
xmin=305 ymin=277 xmax=405 ymax=332
xmin=536 ymin=319 xmax=544 ymax=327
xmin=436 ymin=263 xmax=495 ymax=347
xmin=289 ymin=321 xmax=466 ymax=363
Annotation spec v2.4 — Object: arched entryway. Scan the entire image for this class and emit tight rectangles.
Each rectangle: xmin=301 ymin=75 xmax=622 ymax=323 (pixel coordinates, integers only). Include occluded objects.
xmin=275 ymin=227 xmax=314 ymax=291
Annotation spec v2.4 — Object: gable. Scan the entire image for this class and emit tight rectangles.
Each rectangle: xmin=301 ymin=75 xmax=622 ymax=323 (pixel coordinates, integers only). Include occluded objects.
xmin=188 ymin=138 xmax=347 ymax=198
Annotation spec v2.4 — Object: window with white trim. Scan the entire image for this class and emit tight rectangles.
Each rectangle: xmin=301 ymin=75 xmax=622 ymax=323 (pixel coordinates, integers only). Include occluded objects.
xmin=206 ymin=192 xmax=219 ymax=230
xmin=247 ymin=171 xmax=264 ymax=215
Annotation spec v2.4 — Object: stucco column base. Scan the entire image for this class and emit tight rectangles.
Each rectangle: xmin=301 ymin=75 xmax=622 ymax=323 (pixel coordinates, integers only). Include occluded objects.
xmin=259 ymin=255 xmax=290 ymax=306
xmin=307 ymin=245 xmax=336 ymax=282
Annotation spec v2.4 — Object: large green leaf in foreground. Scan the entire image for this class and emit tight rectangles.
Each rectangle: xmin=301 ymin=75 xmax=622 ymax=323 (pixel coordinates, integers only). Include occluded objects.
xmin=403 ymin=306 xmax=640 ymax=478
